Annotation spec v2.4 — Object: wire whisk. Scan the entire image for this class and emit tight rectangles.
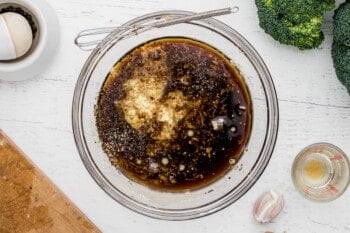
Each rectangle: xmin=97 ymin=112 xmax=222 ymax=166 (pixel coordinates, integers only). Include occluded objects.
xmin=74 ymin=6 xmax=239 ymax=51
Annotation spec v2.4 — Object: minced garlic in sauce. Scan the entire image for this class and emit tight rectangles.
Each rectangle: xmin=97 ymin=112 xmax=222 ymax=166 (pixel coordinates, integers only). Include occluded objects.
xmin=96 ymin=38 xmax=251 ymax=191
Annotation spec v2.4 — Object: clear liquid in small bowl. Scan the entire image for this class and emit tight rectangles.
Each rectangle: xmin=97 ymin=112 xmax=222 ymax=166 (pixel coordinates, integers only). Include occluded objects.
xmin=292 ymin=143 xmax=350 ymax=202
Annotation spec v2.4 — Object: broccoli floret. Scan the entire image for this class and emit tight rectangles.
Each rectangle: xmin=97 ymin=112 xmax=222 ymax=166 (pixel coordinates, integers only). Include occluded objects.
xmin=275 ymin=0 xmax=335 ymax=24
xmin=255 ymin=0 xmax=335 ymax=50
xmin=332 ymin=0 xmax=350 ymax=93
xmin=332 ymin=42 xmax=350 ymax=93
xmin=333 ymin=0 xmax=350 ymax=47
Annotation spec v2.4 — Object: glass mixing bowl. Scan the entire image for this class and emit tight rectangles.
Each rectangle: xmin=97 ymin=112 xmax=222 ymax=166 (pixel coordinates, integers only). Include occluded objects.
xmin=72 ymin=10 xmax=279 ymax=220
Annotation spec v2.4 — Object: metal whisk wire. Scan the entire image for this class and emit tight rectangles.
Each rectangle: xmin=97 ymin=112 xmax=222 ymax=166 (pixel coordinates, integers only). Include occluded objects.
xmin=74 ymin=6 xmax=239 ymax=51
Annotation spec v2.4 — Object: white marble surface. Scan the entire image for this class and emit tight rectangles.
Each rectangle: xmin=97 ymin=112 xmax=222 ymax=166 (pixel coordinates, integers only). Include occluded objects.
xmin=1 ymin=0 xmax=350 ymax=232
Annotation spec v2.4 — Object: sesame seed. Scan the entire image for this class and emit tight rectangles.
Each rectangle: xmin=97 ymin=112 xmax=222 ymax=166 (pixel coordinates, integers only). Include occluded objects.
xmin=179 ymin=164 xmax=185 ymax=171
xmin=161 ymin=157 xmax=169 ymax=166
xmin=149 ymin=162 xmax=159 ymax=172
xmin=187 ymin=130 xmax=194 ymax=137
xmin=239 ymin=105 xmax=247 ymax=110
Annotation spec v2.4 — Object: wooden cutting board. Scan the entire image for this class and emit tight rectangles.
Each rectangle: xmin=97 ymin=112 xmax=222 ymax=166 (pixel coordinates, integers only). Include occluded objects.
xmin=0 ymin=130 xmax=101 ymax=233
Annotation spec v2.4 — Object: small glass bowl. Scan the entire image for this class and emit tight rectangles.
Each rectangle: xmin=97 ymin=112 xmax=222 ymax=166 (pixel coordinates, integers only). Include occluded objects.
xmin=72 ymin=11 xmax=279 ymax=220
xmin=292 ymin=143 xmax=350 ymax=202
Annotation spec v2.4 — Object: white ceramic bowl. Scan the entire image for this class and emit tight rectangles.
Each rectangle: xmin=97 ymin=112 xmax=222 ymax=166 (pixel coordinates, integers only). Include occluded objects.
xmin=0 ymin=0 xmax=59 ymax=81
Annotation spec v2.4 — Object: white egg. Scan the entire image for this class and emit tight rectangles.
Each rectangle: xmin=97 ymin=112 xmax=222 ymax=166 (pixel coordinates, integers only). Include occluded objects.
xmin=0 ymin=12 xmax=33 ymax=60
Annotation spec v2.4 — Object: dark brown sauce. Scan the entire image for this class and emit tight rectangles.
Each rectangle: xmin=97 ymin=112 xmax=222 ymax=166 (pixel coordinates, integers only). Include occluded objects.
xmin=96 ymin=38 xmax=252 ymax=191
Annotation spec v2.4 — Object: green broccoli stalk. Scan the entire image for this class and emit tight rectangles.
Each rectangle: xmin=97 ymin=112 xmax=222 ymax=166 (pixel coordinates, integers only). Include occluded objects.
xmin=255 ymin=0 xmax=335 ymax=50
xmin=332 ymin=0 xmax=350 ymax=93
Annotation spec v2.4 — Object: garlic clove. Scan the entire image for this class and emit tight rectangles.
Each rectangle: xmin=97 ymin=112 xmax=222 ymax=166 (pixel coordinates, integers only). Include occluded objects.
xmin=0 ymin=12 xmax=33 ymax=60
xmin=0 ymin=14 xmax=16 ymax=60
xmin=253 ymin=189 xmax=284 ymax=223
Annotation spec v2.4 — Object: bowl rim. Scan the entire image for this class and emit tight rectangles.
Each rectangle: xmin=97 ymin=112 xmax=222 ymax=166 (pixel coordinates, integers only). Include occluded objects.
xmin=72 ymin=10 xmax=279 ymax=220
